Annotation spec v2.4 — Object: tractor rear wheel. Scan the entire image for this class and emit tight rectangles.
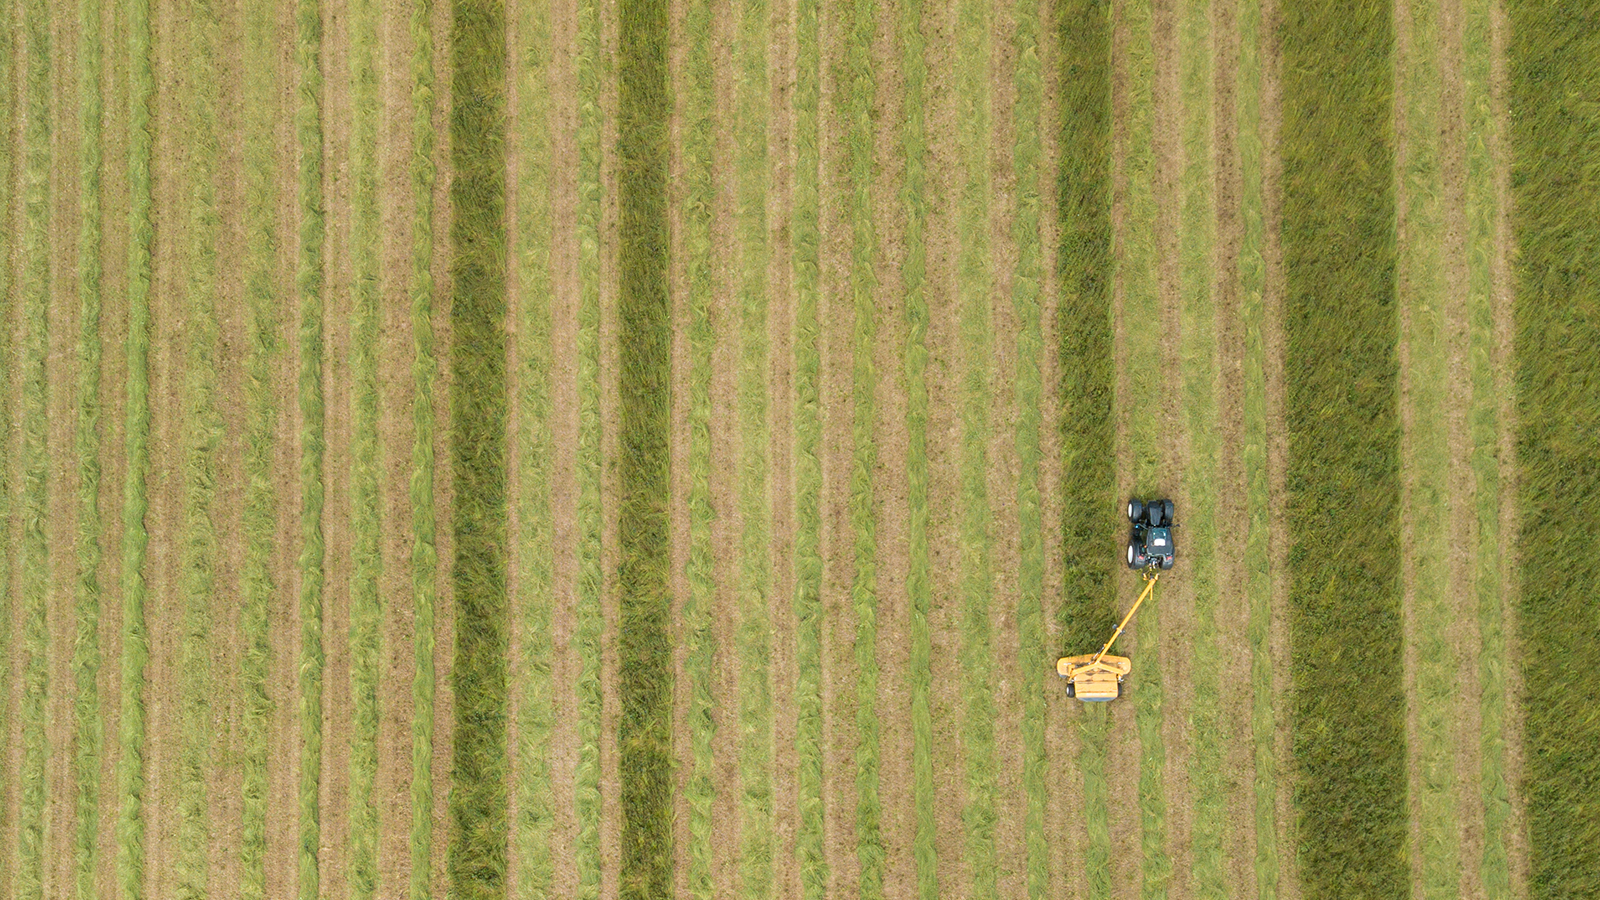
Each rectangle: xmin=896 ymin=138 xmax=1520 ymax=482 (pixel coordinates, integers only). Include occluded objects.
xmin=1127 ymin=498 xmax=1144 ymax=523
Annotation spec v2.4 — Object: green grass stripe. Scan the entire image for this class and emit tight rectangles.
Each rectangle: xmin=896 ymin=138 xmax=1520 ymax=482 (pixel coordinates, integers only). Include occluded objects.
xmin=1281 ymin=1 xmax=1405 ymax=896
xmin=118 ymin=0 xmax=157 ymax=891
xmin=17 ymin=1 xmax=53 ymax=896
xmin=1397 ymin=0 xmax=1458 ymax=895
xmin=447 ymin=0 xmax=509 ymax=897
xmin=955 ymin=0 xmax=996 ymax=895
xmin=679 ymin=0 xmax=716 ymax=889
xmin=295 ymin=0 xmax=328 ymax=895
xmin=240 ymin=0 xmax=283 ymax=894
xmin=1008 ymin=0 xmax=1049 ymax=892
xmin=1117 ymin=0 xmax=1170 ymax=893
xmin=1234 ymin=0 xmax=1276 ymax=892
xmin=73 ymin=0 xmax=106 ymax=894
xmin=1177 ymin=0 xmax=1224 ymax=895
xmin=898 ymin=0 xmax=935 ymax=892
xmin=408 ymin=0 xmax=438 ymax=894
xmin=1055 ymin=2 xmax=1116 ymax=896
xmin=1509 ymin=3 xmax=1600 ymax=896
xmin=1461 ymin=0 xmax=1507 ymax=895
xmin=511 ymin=0 xmax=554 ymax=897
xmin=842 ymin=0 xmax=882 ymax=892
xmin=571 ymin=0 xmax=604 ymax=887
xmin=618 ymin=0 xmax=674 ymax=887
xmin=734 ymin=0 xmax=773 ymax=897
xmin=0 ymin=8 xmax=12 ymax=891
xmin=791 ymin=0 xmax=826 ymax=890
xmin=178 ymin=0 xmax=225 ymax=896
xmin=348 ymin=0 xmax=382 ymax=894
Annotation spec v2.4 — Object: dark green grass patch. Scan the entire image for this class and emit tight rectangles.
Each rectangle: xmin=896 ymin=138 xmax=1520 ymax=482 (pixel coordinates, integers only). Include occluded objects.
xmin=446 ymin=1 xmax=509 ymax=898
xmin=1279 ymin=1 xmax=1406 ymax=897
xmin=1508 ymin=4 xmax=1600 ymax=896
xmin=617 ymin=0 xmax=674 ymax=890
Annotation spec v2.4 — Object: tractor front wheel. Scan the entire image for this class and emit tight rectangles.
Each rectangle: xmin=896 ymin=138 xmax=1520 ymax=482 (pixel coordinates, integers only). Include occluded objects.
xmin=1127 ymin=498 xmax=1144 ymax=523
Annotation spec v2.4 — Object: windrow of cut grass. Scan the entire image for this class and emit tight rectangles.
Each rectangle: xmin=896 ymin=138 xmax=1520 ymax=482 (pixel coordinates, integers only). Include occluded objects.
xmin=1508 ymin=4 xmax=1600 ymax=897
xmin=17 ymin=2 xmax=52 ymax=896
xmin=240 ymin=0 xmax=283 ymax=894
xmin=1280 ymin=1 xmax=1406 ymax=897
xmin=617 ymin=0 xmax=675 ymax=889
xmin=790 ymin=0 xmax=827 ymax=891
xmin=1177 ymin=0 xmax=1224 ymax=893
xmin=347 ymin=0 xmax=382 ymax=895
xmin=408 ymin=0 xmax=439 ymax=894
xmin=295 ymin=0 xmax=329 ymax=895
xmin=72 ymin=0 xmax=107 ymax=895
xmin=955 ymin=0 xmax=997 ymax=897
xmin=1055 ymin=2 xmax=1116 ymax=897
xmin=1461 ymin=0 xmax=1508 ymax=896
xmin=118 ymin=0 xmax=157 ymax=893
xmin=843 ymin=0 xmax=884 ymax=893
xmin=447 ymin=1 xmax=509 ymax=897
xmin=0 ymin=14 xmax=13 ymax=895
xmin=897 ymin=0 xmax=936 ymax=893
xmin=179 ymin=1 xmax=226 ymax=896
xmin=1396 ymin=0 xmax=1459 ymax=894
xmin=733 ymin=1 xmax=774 ymax=896
xmin=1115 ymin=0 xmax=1171 ymax=892
xmin=510 ymin=0 xmax=555 ymax=897
xmin=678 ymin=0 xmax=717 ymax=891
xmin=571 ymin=0 xmax=605 ymax=890
xmin=1007 ymin=0 xmax=1049 ymax=893
xmin=1235 ymin=0 xmax=1278 ymax=893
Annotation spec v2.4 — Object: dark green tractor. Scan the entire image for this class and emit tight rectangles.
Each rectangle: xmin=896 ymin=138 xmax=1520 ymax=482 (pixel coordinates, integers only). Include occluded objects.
xmin=1126 ymin=497 xmax=1176 ymax=570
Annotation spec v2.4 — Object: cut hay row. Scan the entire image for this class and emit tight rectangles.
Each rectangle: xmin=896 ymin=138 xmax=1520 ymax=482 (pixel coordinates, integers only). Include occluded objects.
xmin=407 ymin=0 xmax=439 ymax=893
xmin=294 ymin=0 xmax=328 ymax=894
xmin=1461 ymin=0 xmax=1508 ymax=895
xmin=571 ymin=0 xmax=605 ymax=888
xmin=733 ymin=0 xmax=774 ymax=895
xmin=117 ymin=0 xmax=157 ymax=892
xmin=1177 ymin=0 xmax=1225 ymax=892
xmin=789 ymin=0 xmax=827 ymax=889
xmin=510 ymin=0 xmax=555 ymax=896
xmin=347 ymin=0 xmax=382 ymax=893
xmin=72 ymin=0 xmax=106 ymax=895
xmin=1396 ymin=0 xmax=1458 ymax=894
xmin=0 ymin=11 xmax=12 ymax=891
xmin=1280 ymin=0 xmax=1406 ymax=895
xmin=178 ymin=1 xmax=226 ymax=896
xmin=618 ymin=0 xmax=675 ymax=886
xmin=1233 ymin=0 xmax=1277 ymax=892
xmin=17 ymin=1 xmax=52 ymax=896
xmin=1117 ymin=0 xmax=1171 ymax=891
xmin=678 ymin=0 xmax=717 ymax=888
xmin=954 ymin=0 xmax=997 ymax=894
xmin=447 ymin=0 xmax=510 ymax=895
xmin=1055 ymin=0 xmax=1116 ymax=897
xmin=1006 ymin=0 xmax=1049 ymax=892
xmin=1508 ymin=3 xmax=1600 ymax=896
xmin=897 ymin=0 xmax=936 ymax=887
xmin=843 ymin=0 xmax=884 ymax=892
xmin=239 ymin=0 xmax=283 ymax=894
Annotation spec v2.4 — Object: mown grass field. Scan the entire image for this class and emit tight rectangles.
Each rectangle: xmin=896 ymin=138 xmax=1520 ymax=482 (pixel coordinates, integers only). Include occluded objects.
xmin=0 ymin=0 xmax=1592 ymax=898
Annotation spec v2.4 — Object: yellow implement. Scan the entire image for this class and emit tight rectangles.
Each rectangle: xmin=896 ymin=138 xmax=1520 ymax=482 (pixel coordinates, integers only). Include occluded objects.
xmin=1056 ymin=572 xmax=1159 ymax=701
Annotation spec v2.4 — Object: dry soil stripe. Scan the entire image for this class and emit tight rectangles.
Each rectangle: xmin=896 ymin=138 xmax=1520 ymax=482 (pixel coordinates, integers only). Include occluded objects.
xmin=0 ymin=9 xmax=15 ymax=892
xmin=509 ymin=0 xmax=557 ymax=896
xmin=1461 ymin=0 xmax=1511 ymax=895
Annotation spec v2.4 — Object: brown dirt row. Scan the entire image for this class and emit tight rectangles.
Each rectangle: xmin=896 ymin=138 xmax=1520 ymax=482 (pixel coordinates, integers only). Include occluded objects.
xmin=0 ymin=15 xmax=18 ymax=893
xmin=373 ymin=0 xmax=419 ymax=894
xmin=597 ymin=0 xmax=623 ymax=889
xmin=921 ymin=0 xmax=969 ymax=895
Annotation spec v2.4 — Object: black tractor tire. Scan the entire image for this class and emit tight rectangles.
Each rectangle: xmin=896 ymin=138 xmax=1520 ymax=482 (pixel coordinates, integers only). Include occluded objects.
xmin=1128 ymin=542 xmax=1145 ymax=569
xmin=1160 ymin=555 xmax=1174 ymax=570
xmin=1127 ymin=498 xmax=1144 ymax=523
xmin=1162 ymin=499 xmax=1175 ymax=526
